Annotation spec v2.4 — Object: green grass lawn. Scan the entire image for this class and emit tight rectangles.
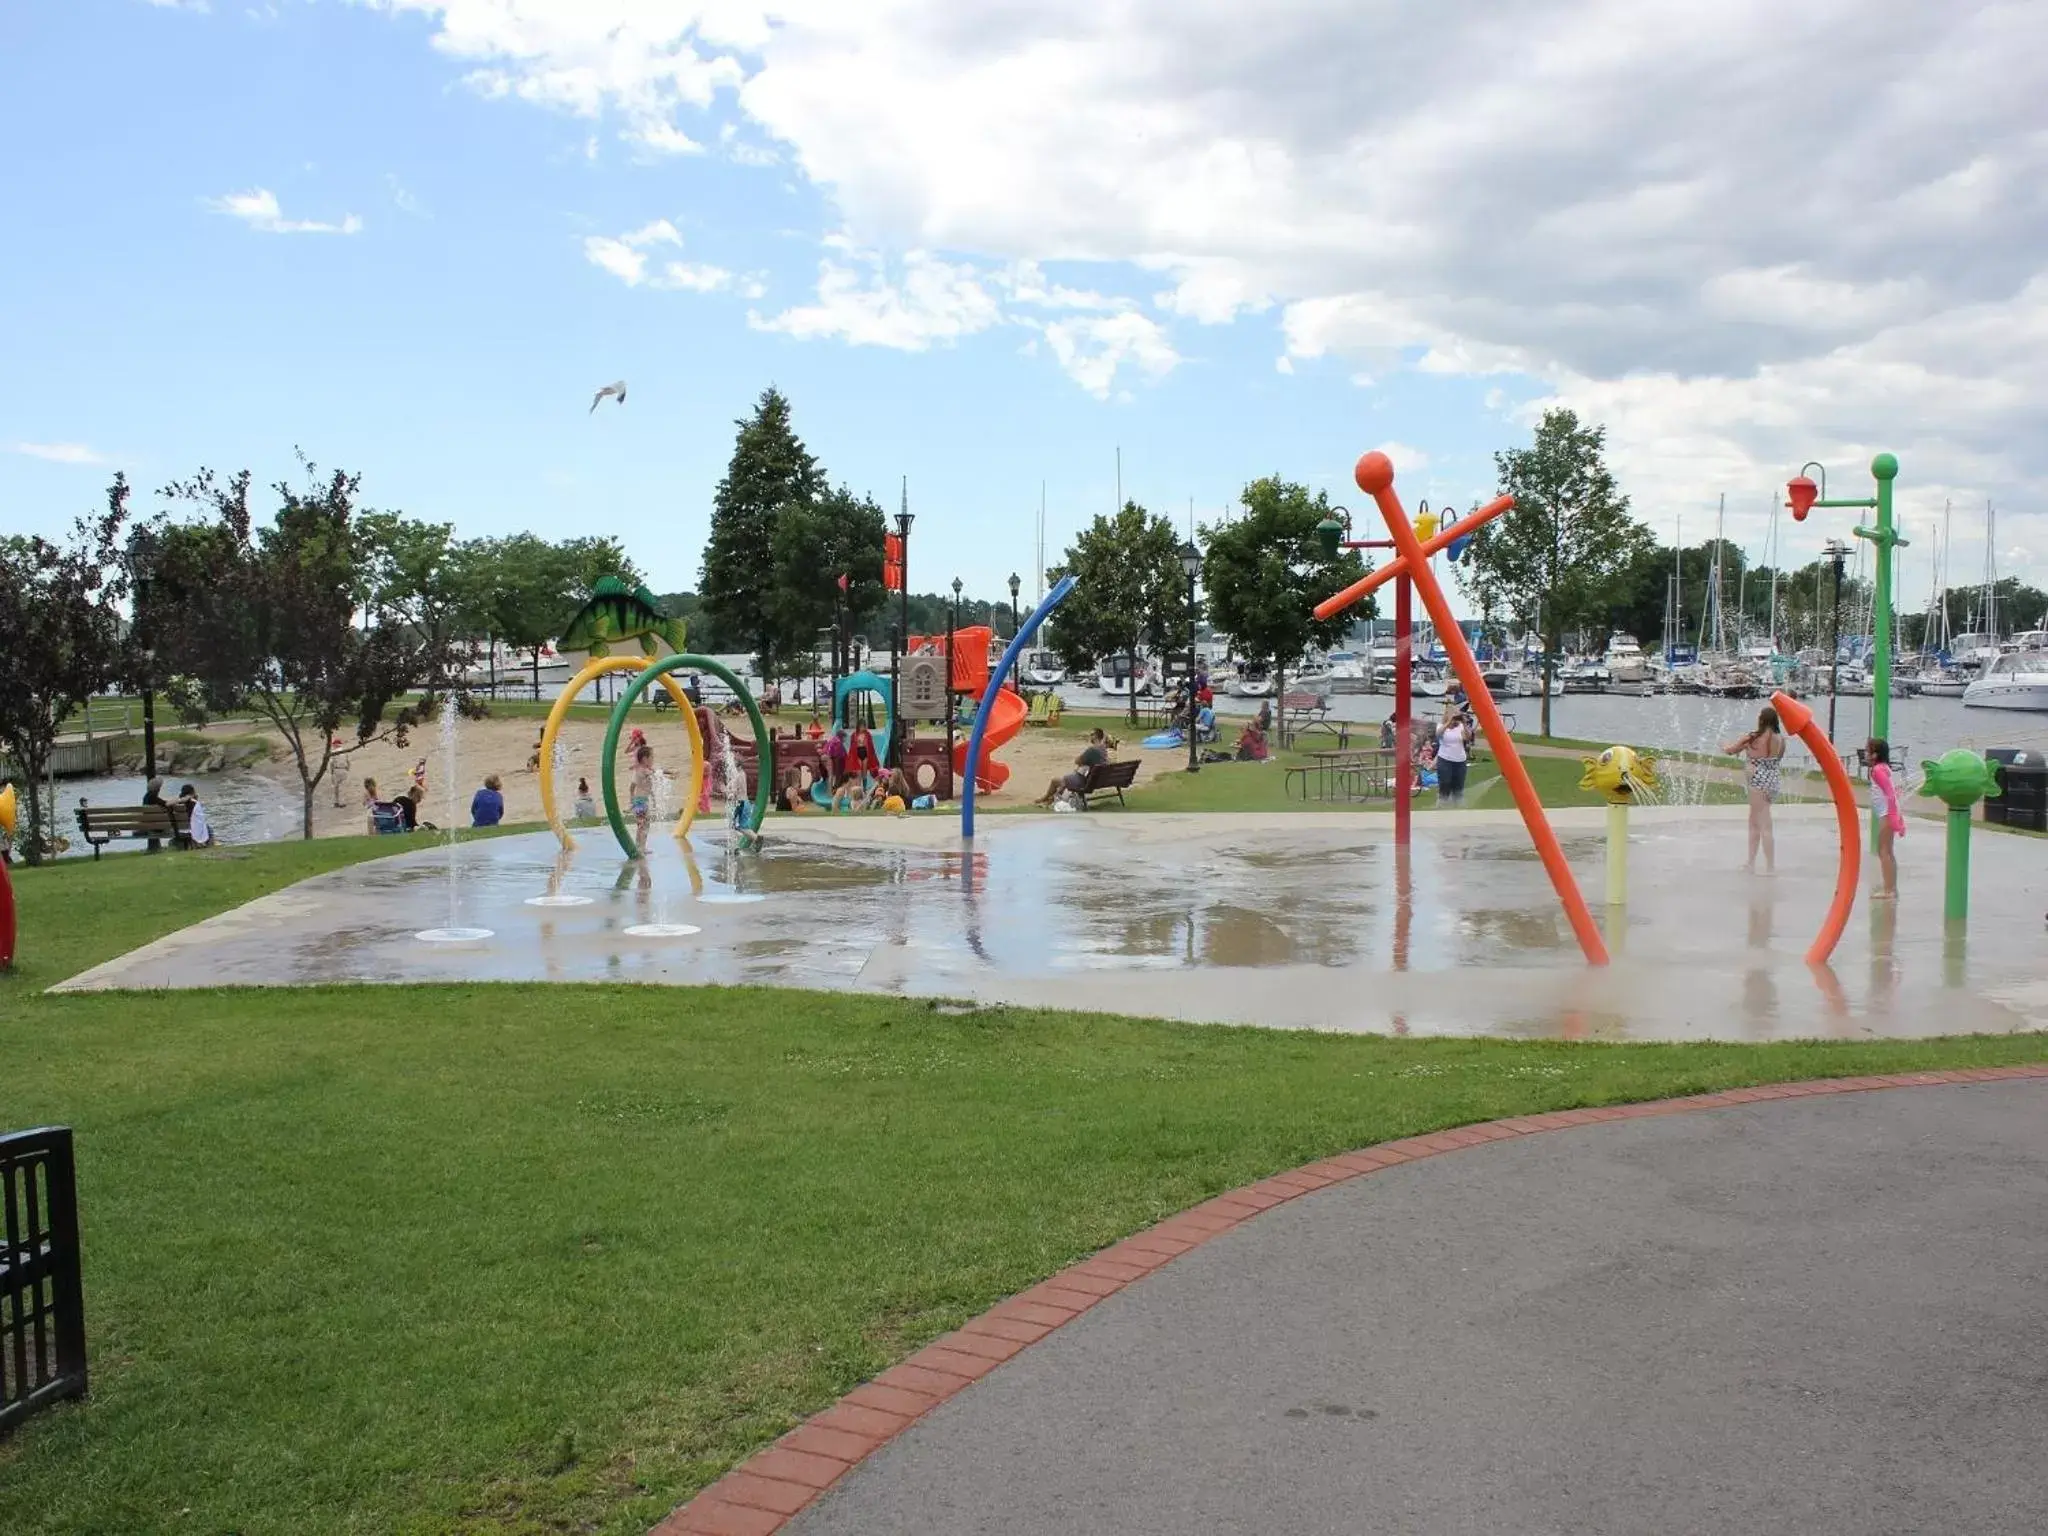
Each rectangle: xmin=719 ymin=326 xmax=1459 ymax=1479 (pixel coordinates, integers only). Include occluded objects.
xmin=2 ymin=840 xmax=2042 ymax=1535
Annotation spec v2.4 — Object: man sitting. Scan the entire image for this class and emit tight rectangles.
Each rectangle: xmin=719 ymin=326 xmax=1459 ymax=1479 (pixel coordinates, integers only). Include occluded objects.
xmin=1035 ymin=728 xmax=1113 ymax=806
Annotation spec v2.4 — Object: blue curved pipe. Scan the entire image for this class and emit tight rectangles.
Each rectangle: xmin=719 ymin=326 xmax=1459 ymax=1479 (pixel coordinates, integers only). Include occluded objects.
xmin=961 ymin=574 xmax=1079 ymax=839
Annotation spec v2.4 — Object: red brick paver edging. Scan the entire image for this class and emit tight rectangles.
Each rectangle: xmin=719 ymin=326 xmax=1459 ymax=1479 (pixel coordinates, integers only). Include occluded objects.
xmin=652 ymin=1065 xmax=2048 ymax=1535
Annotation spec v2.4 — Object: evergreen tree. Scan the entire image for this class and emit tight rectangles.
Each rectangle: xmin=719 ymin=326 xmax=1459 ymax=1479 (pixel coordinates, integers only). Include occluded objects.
xmin=701 ymin=387 xmax=824 ymax=678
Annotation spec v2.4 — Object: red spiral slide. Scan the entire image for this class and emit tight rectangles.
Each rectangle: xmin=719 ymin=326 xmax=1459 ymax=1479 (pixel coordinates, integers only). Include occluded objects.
xmin=955 ymin=685 xmax=1025 ymax=791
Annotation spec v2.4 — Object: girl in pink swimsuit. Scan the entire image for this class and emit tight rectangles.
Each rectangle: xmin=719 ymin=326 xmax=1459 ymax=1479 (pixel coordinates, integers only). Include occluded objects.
xmin=1867 ymin=738 xmax=1904 ymax=898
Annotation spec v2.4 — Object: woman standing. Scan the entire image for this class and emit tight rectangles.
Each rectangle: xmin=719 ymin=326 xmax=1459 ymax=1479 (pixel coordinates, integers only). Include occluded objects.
xmin=1723 ymin=706 xmax=1786 ymax=873
xmin=1434 ymin=709 xmax=1470 ymax=806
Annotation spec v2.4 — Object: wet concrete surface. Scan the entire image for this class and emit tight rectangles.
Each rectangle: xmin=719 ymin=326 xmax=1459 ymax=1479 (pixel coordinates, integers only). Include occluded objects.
xmin=55 ymin=807 xmax=2048 ymax=1041
xmin=786 ymin=1079 xmax=2048 ymax=1536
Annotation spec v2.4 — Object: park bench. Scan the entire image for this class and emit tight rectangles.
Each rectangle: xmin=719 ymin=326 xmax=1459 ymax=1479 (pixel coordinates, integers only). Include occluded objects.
xmin=1075 ymin=757 xmax=1142 ymax=809
xmin=74 ymin=803 xmax=193 ymax=859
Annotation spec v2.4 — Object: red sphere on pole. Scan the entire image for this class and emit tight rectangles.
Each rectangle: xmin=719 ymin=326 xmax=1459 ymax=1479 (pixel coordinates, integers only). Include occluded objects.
xmin=1355 ymin=451 xmax=1395 ymax=495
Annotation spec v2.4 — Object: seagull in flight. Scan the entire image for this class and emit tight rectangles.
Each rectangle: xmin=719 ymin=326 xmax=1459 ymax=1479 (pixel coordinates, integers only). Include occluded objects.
xmin=589 ymin=380 xmax=627 ymax=413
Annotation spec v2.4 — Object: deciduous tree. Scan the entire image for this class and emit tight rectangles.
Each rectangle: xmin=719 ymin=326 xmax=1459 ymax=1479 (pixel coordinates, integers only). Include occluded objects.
xmin=1457 ymin=409 xmax=1653 ymax=735
xmin=1047 ymin=501 xmax=1191 ymax=724
xmin=1200 ymin=477 xmax=1369 ymax=709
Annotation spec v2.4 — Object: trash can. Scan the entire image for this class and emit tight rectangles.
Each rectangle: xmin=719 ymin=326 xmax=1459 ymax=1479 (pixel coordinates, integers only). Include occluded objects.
xmin=1986 ymin=749 xmax=2047 ymax=832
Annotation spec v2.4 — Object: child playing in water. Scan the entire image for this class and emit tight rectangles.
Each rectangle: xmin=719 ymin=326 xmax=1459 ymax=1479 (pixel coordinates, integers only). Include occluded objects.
xmin=1867 ymin=737 xmax=1904 ymax=898
xmin=629 ymin=742 xmax=655 ymax=855
xmin=572 ymin=777 xmax=597 ymax=821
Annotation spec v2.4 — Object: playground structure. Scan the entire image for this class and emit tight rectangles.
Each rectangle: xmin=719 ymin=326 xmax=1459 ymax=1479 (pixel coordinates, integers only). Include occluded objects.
xmin=0 ymin=782 xmax=16 ymax=971
xmin=1786 ymin=453 xmax=1906 ymax=864
xmin=1919 ymin=749 xmax=2002 ymax=925
xmin=535 ymin=580 xmax=772 ymax=857
xmin=963 ymin=576 xmax=1080 ymax=837
xmin=1314 ymin=451 xmax=1611 ymax=964
xmin=1578 ymin=746 xmax=1659 ymax=910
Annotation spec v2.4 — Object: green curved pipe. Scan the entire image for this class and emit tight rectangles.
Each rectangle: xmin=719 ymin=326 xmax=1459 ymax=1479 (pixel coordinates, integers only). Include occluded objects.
xmin=601 ymin=654 xmax=775 ymax=857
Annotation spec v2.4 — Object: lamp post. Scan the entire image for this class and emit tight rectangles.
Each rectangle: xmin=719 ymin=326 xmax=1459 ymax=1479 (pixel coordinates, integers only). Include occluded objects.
xmin=948 ymin=576 xmax=963 ymax=785
xmin=1823 ymin=538 xmax=1851 ymax=744
xmin=1008 ymin=572 xmax=1021 ymax=639
xmin=893 ymin=506 xmax=913 ymax=767
xmin=130 ymin=532 xmax=157 ymax=780
xmin=1179 ymin=541 xmax=1202 ymax=776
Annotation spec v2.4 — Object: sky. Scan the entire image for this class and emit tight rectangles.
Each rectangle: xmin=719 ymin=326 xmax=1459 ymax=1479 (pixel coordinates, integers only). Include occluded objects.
xmin=3 ymin=0 xmax=2044 ymax=625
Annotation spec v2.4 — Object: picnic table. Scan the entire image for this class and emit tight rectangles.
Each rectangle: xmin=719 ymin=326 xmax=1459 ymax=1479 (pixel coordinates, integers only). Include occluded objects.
xmin=1284 ymin=748 xmax=1396 ymax=803
xmin=1278 ymin=691 xmax=1348 ymax=749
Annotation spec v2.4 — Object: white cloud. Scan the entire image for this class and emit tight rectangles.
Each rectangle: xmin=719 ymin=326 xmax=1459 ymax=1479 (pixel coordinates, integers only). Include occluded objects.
xmin=1369 ymin=442 xmax=1430 ymax=474
xmin=628 ymin=119 xmax=703 ymax=157
xmin=385 ymin=174 xmax=426 ymax=216
xmin=657 ymin=260 xmax=733 ymax=292
xmin=361 ymin=1 xmax=746 ymax=155
xmin=752 ymin=240 xmax=1002 ymax=350
xmin=207 ymin=187 xmax=362 ymax=235
xmin=12 ymin=442 xmax=108 ymax=465
xmin=1274 ymin=355 xmax=1294 ymax=375
xmin=581 ymin=218 xmax=682 ymax=286
xmin=363 ymin=1 xmax=2048 ymax=543
xmin=144 ymin=0 xmax=210 ymax=11
xmin=1039 ymin=312 xmax=1180 ymax=400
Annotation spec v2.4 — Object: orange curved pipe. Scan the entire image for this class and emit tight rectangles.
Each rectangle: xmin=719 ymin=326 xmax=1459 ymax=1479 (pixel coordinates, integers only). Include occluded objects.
xmin=1354 ymin=452 xmax=1609 ymax=966
xmin=1770 ymin=690 xmax=1860 ymax=965
xmin=1314 ymin=494 xmax=1515 ymax=619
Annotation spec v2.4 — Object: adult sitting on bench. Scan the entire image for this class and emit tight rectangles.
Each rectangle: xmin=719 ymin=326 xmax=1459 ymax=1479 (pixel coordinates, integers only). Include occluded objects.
xmin=1035 ymin=728 xmax=1115 ymax=807
xmin=74 ymin=797 xmax=194 ymax=859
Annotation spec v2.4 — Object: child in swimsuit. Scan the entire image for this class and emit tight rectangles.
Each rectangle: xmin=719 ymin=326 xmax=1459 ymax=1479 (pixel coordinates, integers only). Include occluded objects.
xmin=629 ymin=743 xmax=655 ymax=855
xmin=1867 ymin=737 xmax=1904 ymax=898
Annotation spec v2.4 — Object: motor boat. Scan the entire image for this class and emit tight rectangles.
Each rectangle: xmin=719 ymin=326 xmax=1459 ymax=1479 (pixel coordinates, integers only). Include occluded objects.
xmin=1325 ymin=650 xmax=1371 ymax=694
xmin=1021 ymin=649 xmax=1065 ymax=687
xmin=1604 ymin=634 xmax=1649 ymax=686
xmin=1962 ymin=649 xmax=2048 ymax=711
xmin=1097 ymin=654 xmax=1155 ymax=698
xmin=1228 ymin=663 xmax=1273 ymax=698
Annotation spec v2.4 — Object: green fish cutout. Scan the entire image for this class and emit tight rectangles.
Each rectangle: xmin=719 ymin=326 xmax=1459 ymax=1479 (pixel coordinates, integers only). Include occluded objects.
xmin=558 ymin=576 xmax=688 ymax=658
xmin=1917 ymin=749 xmax=2001 ymax=810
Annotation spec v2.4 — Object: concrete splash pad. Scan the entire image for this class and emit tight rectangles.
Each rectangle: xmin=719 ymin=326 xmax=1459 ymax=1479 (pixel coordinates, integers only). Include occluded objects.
xmin=54 ymin=807 xmax=2048 ymax=1042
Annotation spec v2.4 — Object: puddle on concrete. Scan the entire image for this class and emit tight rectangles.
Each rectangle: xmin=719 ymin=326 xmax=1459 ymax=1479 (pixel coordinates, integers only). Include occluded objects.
xmin=55 ymin=814 xmax=2048 ymax=1043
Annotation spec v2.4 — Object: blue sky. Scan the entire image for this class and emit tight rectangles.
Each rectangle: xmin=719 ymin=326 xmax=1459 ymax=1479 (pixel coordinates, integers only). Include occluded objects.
xmin=5 ymin=1 xmax=2040 ymax=619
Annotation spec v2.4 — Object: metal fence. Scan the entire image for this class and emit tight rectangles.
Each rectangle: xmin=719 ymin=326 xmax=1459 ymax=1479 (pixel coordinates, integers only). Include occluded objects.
xmin=1 ymin=1127 xmax=87 ymax=1433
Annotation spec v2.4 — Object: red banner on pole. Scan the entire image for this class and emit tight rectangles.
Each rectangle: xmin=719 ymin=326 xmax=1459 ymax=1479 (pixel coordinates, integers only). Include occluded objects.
xmin=884 ymin=533 xmax=904 ymax=592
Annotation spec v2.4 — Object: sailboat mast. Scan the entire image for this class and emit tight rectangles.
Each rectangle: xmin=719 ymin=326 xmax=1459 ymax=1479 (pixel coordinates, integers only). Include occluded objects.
xmin=1767 ymin=488 xmax=1780 ymax=650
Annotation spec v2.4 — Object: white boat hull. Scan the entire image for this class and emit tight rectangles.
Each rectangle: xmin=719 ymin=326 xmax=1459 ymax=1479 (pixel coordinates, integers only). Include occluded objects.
xmin=1962 ymin=679 xmax=2048 ymax=710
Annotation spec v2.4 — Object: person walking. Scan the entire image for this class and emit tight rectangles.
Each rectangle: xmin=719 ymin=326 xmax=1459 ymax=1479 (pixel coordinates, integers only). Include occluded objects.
xmin=1722 ymin=706 xmax=1786 ymax=873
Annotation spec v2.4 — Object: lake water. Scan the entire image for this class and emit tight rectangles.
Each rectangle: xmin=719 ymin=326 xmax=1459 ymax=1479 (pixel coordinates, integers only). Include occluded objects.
xmin=1060 ymin=681 xmax=2048 ymax=765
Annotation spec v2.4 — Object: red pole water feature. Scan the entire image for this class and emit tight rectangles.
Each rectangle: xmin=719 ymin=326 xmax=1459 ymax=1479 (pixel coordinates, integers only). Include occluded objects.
xmin=1355 ymin=451 xmax=1609 ymax=966
xmin=1394 ymin=569 xmax=1412 ymax=848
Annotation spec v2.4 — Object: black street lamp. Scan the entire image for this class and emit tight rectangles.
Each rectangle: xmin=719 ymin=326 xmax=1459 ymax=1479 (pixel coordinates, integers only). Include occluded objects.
xmin=893 ymin=507 xmax=913 ymax=766
xmin=1824 ymin=538 xmax=1850 ymax=743
xmin=130 ymin=532 xmax=157 ymax=780
xmin=1008 ymin=572 xmax=1021 ymax=639
xmin=947 ymin=576 xmax=963 ymax=786
xmin=1179 ymin=540 xmax=1202 ymax=776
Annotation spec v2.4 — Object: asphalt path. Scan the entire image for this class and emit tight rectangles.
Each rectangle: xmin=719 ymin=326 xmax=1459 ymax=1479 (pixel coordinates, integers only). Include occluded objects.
xmin=791 ymin=1081 xmax=2048 ymax=1535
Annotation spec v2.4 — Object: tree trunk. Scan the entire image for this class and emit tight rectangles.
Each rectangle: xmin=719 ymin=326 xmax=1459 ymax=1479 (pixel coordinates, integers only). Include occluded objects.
xmin=531 ymin=647 xmax=540 ymax=702
xmin=1126 ymin=649 xmax=1138 ymax=726
xmin=487 ymin=632 xmax=496 ymax=695
xmin=1276 ymin=661 xmax=1288 ymax=748
xmin=16 ymin=744 xmax=48 ymax=866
